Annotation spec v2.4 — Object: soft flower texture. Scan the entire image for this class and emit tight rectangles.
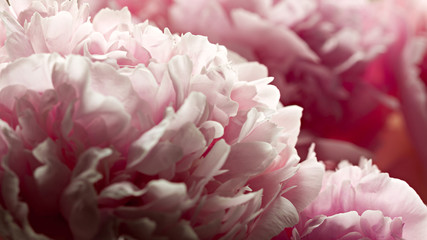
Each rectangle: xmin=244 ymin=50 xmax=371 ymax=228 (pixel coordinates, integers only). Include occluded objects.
xmin=79 ymin=0 xmax=172 ymax=28
xmin=102 ymin=0 xmax=427 ymax=202
xmin=113 ymin=0 xmax=172 ymax=29
xmin=0 ymin=0 xmax=153 ymax=66
xmin=0 ymin=1 xmax=324 ymax=239
xmin=274 ymin=159 xmax=427 ymax=239
xmin=102 ymin=0 xmax=405 ymax=164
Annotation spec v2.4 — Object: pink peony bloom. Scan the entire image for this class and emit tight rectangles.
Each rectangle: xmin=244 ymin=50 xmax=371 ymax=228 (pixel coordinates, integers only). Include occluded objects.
xmin=114 ymin=0 xmax=427 ymax=202
xmin=97 ymin=0 xmax=427 ymax=204
xmin=0 ymin=1 xmax=324 ymax=239
xmin=275 ymin=159 xmax=427 ymax=239
xmin=112 ymin=0 xmax=407 ymax=165
xmin=0 ymin=0 xmax=155 ymax=67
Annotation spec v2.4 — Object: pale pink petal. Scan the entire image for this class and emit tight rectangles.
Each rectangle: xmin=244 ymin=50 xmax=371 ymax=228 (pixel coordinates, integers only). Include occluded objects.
xmin=249 ymin=197 xmax=299 ymax=240
xmin=286 ymin=159 xmax=427 ymax=239
xmin=283 ymin=145 xmax=324 ymax=212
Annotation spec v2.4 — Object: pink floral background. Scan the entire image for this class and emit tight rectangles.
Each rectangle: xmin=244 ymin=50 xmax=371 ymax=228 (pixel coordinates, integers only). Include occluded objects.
xmin=0 ymin=0 xmax=426 ymax=239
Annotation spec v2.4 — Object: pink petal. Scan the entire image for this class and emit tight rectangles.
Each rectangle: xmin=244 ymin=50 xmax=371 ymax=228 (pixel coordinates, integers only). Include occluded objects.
xmin=249 ymin=197 xmax=299 ymax=240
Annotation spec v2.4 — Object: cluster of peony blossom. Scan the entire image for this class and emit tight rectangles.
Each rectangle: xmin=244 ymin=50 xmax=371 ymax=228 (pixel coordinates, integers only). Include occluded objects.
xmin=0 ymin=0 xmax=426 ymax=239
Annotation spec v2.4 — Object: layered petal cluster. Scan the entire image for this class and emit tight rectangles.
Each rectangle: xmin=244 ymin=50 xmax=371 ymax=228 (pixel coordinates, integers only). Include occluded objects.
xmin=76 ymin=0 xmax=172 ymax=27
xmin=0 ymin=0 xmax=156 ymax=66
xmin=276 ymin=159 xmax=427 ymax=239
xmin=112 ymin=0 xmax=408 ymax=163
xmin=0 ymin=1 xmax=324 ymax=239
xmin=96 ymin=0 xmax=427 ymax=204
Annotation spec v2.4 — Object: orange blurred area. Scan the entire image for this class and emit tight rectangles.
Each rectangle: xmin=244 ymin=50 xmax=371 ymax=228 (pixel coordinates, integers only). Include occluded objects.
xmin=374 ymin=111 xmax=427 ymax=203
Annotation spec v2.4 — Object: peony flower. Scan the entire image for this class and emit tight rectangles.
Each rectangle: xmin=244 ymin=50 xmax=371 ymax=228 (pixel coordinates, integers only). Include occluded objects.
xmin=0 ymin=0 xmax=155 ymax=67
xmin=275 ymin=159 xmax=427 ymax=239
xmin=0 ymin=1 xmax=324 ymax=239
xmin=109 ymin=0 xmax=427 ymax=202
xmin=110 ymin=0 xmax=408 ymax=165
